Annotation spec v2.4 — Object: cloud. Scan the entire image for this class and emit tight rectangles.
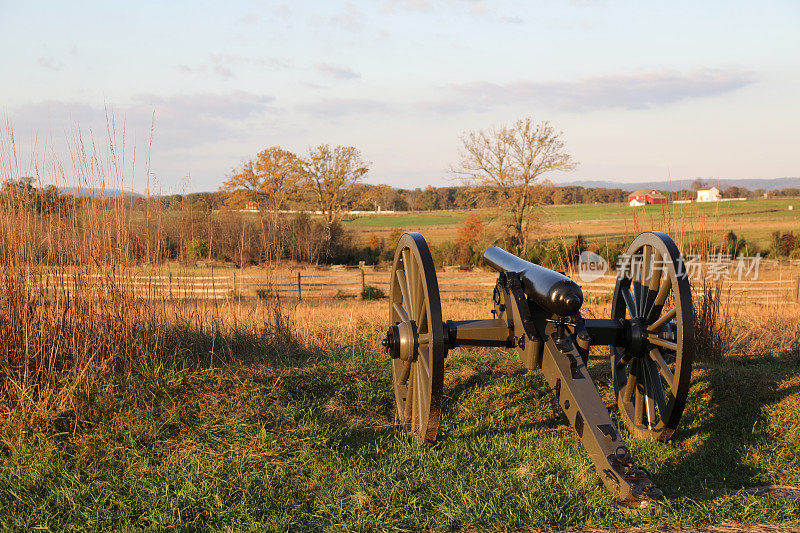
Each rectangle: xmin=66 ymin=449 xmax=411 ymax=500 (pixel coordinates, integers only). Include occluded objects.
xmin=310 ymin=2 xmax=364 ymax=33
xmin=298 ymin=98 xmax=391 ymax=118
xmin=7 ymin=92 xmax=275 ymax=151
xmin=238 ymin=11 xmax=262 ymax=24
xmin=37 ymin=56 xmax=63 ymax=71
xmin=381 ymin=0 xmax=432 ymax=13
xmin=175 ymin=54 xmax=292 ymax=79
xmin=175 ymin=60 xmax=234 ymax=80
xmin=382 ymin=0 xmax=490 ymax=16
xmin=133 ymin=91 xmax=272 ymax=120
xmin=272 ymin=3 xmax=291 ymax=20
xmin=422 ymin=70 xmax=756 ymax=113
xmin=314 ymin=62 xmax=361 ymax=80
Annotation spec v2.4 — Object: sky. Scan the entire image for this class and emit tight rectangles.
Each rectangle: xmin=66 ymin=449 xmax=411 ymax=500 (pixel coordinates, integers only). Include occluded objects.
xmin=1 ymin=0 xmax=799 ymax=193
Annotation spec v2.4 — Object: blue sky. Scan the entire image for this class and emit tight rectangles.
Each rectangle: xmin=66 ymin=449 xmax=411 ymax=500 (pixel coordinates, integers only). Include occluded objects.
xmin=1 ymin=0 xmax=798 ymax=193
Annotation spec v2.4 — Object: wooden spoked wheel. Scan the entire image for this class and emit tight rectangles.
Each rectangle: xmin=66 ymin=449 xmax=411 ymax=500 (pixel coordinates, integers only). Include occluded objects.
xmin=387 ymin=233 xmax=446 ymax=443
xmin=610 ymin=231 xmax=695 ymax=441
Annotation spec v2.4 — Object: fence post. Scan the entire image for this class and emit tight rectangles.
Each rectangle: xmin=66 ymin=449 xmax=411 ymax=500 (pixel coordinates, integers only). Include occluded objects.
xmin=233 ymin=271 xmax=237 ymax=297
xmin=297 ymin=271 xmax=302 ymax=301
xmin=795 ymin=276 xmax=800 ymax=303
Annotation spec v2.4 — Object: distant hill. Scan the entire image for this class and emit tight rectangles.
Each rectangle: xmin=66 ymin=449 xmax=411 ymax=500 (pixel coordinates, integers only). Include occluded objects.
xmin=59 ymin=186 xmax=144 ymax=198
xmin=560 ymin=177 xmax=800 ymax=192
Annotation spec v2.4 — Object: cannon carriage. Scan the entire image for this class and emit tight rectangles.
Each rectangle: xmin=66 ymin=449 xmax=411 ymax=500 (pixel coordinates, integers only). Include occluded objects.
xmin=382 ymin=231 xmax=694 ymax=504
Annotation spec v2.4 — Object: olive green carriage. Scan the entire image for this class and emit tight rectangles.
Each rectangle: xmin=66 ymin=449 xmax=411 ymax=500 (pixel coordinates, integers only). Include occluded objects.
xmin=382 ymin=231 xmax=695 ymax=504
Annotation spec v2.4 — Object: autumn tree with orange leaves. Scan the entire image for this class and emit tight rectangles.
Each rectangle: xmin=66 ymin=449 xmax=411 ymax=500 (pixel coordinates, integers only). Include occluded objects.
xmin=221 ymin=147 xmax=303 ymax=212
xmin=304 ymin=144 xmax=370 ymax=227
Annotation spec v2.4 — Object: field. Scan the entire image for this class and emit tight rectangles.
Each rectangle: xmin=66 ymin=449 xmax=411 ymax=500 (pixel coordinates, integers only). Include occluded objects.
xmin=342 ymin=199 xmax=800 ymax=248
xmin=2 ymin=298 xmax=799 ymax=531
xmin=2 ymin=138 xmax=800 ymax=530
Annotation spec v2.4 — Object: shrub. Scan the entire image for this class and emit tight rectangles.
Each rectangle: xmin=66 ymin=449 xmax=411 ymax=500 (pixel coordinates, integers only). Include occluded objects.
xmin=694 ymin=282 xmax=731 ymax=360
xmin=430 ymin=241 xmax=459 ymax=267
xmin=188 ymin=238 xmax=209 ymax=260
xmin=361 ymin=285 xmax=385 ymax=300
xmin=455 ymin=213 xmax=485 ymax=265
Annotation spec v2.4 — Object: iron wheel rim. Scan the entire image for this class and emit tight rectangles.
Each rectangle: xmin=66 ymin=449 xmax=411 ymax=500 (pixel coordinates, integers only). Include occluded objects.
xmin=389 ymin=232 xmax=445 ymax=443
xmin=610 ymin=231 xmax=695 ymax=441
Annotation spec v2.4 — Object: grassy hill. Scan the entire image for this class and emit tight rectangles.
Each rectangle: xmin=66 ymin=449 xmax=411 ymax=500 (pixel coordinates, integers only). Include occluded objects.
xmin=342 ymin=198 xmax=800 ymax=248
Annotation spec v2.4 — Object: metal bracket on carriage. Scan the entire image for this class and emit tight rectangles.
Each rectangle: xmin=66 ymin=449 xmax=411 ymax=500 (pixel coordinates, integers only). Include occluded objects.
xmin=608 ymin=446 xmax=663 ymax=502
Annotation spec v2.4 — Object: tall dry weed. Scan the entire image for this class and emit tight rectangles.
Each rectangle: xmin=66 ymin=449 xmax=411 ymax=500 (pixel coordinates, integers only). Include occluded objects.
xmin=692 ymin=281 xmax=732 ymax=360
xmin=0 ymin=121 xmax=244 ymax=419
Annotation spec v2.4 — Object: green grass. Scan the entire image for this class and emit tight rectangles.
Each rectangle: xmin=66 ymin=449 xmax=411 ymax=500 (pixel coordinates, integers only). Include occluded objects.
xmin=342 ymin=210 xmax=469 ymax=229
xmin=538 ymin=197 xmax=800 ymax=223
xmin=343 ymin=198 xmax=800 ymax=248
xmin=1 ymin=328 xmax=798 ymax=531
xmin=343 ymin=198 xmax=798 ymax=226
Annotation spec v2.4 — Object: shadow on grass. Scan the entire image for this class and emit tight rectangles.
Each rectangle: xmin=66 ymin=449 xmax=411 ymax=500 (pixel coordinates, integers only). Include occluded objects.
xmin=654 ymin=354 xmax=800 ymax=500
xmin=426 ymin=347 xmax=800 ymax=508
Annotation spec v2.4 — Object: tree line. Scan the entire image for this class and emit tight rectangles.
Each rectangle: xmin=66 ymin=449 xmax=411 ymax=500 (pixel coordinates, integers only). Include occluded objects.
xmin=3 ymin=114 xmax=799 ymax=265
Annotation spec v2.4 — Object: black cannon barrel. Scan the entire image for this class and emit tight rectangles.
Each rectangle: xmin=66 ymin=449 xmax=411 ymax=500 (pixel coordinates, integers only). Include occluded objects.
xmin=484 ymin=246 xmax=583 ymax=317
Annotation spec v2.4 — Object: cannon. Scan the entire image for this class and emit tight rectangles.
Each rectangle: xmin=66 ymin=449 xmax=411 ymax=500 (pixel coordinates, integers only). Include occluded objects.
xmin=382 ymin=231 xmax=695 ymax=504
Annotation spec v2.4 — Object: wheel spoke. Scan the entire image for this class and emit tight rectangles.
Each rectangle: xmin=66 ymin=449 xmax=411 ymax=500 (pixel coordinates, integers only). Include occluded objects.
xmin=417 ymin=349 xmax=430 ymax=379
xmin=415 ymin=286 xmax=426 ymax=326
xmin=399 ymin=358 xmax=412 ymax=385
xmin=634 ymin=385 xmax=645 ymax=426
xmin=622 ymin=287 xmax=637 ymax=318
xmin=632 ymin=279 xmax=644 ymax=318
xmin=623 ymin=362 xmax=638 ymax=402
xmin=639 ymin=246 xmax=652 ymax=317
xmin=410 ymin=254 xmax=421 ymax=316
xmin=404 ymin=367 xmax=414 ymax=422
xmin=640 ymin=359 xmax=667 ymax=428
xmin=648 ymin=348 xmax=675 ymax=388
xmin=396 ymin=269 xmax=411 ymax=315
xmin=648 ymin=306 xmax=676 ymax=333
xmin=647 ymin=274 xmax=672 ymax=323
xmin=648 ymin=335 xmax=678 ymax=352
xmin=393 ymin=302 xmax=409 ymax=323
xmin=644 ymin=357 xmax=668 ymax=419
xmin=402 ymin=249 xmax=415 ymax=313
xmin=413 ymin=367 xmax=422 ymax=434
xmin=644 ymin=250 xmax=663 ymax=320
xmin=417 ymin=362 xmax=428 ymax=408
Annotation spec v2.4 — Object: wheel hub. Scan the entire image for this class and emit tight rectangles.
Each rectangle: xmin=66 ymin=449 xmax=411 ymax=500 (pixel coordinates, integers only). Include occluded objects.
xmin=628 ymin=317 xmax=647 ymax=358
xmin=382 ymin=321 xmax=418 ymax=361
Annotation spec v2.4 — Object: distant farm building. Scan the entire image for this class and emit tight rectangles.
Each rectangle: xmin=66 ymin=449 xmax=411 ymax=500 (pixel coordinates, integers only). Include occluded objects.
xmin=243 ymin=201 xmax=260 ymax=212
xmin=696 ymin=187 xmax=721 ymax=202
xmin=628 ymin=189 xmax=667 ymax=207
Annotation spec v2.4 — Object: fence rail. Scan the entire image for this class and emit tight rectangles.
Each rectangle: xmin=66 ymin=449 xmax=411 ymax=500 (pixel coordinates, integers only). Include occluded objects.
xmin=33 ymin=268 xmax=800 ymax=303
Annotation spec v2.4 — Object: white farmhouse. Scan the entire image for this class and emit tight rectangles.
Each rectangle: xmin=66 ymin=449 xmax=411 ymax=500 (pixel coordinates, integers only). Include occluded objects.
xmin=696 ymin=187 xmax=720 ymax=202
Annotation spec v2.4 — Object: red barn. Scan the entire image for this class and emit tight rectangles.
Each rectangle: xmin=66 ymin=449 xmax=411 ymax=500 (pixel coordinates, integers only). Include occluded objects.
xmin=628 ymin=189 xmax=667 ymax=206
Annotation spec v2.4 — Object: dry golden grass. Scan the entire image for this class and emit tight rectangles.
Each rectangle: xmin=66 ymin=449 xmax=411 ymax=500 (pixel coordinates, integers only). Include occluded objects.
xmin=1 ymin=126 xmax=799 ymax=531
xmin=1 ymin=120 xmax=797 ymax=424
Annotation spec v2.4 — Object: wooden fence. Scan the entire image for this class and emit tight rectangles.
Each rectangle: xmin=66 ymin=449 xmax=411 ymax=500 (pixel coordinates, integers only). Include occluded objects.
xmin=38 ymin=267 xmax=800 ymax=304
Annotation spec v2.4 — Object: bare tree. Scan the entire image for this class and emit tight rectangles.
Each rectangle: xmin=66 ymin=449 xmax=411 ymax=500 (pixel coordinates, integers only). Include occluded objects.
xmin=304 ymin=144 xmax=370 ymax=227
xmin=220 ymin=147 xmax=302 ymax=212
xmin=453 ymin=118 xmax=577 ymax=254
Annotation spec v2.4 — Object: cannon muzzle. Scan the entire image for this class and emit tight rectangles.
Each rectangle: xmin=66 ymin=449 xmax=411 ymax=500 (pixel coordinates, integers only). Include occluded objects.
xmin=483 ymin=246 xmax=583 ymax=317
